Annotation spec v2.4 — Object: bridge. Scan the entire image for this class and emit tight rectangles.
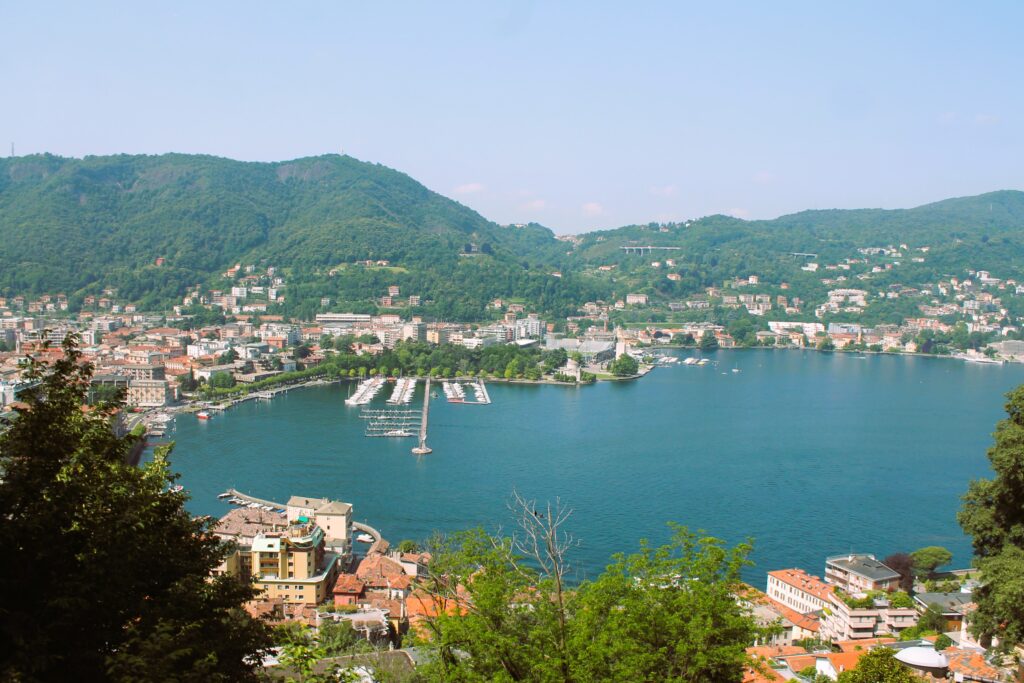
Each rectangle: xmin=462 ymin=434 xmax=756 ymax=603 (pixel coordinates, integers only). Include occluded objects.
xmin=620 ymin=245 xmax=682 ymax=255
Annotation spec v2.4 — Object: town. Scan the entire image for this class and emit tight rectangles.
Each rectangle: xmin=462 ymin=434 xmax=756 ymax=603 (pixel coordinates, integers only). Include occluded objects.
xmin=202 ymin=486 xmax=1015 ymax=681
xmin=3 ymin=247 xmax=1024 ymax=418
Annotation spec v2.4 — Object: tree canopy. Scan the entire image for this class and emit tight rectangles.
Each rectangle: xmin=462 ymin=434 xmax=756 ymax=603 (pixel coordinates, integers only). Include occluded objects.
xmin=0 ymin=336 xmax=272 ymax=681
xmin=959 ymin=385 xmax=1024 ymax=646
xmin=414 ymin=495 xmax=766 ymax=683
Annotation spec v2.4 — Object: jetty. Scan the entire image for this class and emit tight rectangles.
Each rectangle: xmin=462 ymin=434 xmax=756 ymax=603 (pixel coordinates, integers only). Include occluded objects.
xmin=345 ymin=376 xmax=386 ymax=406
xmin=386 ymin=377 xmax=416 ymax=404
xmin=412 ymin=376 xmax=432 ymax=455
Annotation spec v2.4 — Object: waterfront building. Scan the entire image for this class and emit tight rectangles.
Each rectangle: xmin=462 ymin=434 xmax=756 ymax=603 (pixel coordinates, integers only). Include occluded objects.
xmin=126 ymin=378 xmax=171 ymax=408
xmin=286 ymin=495 xmax=353 ymax=554
xmin=766 ymin=568 xmax=833 ymax=614
xmin=820 ymin=592 xmax=918 ymax=641
xmin=246 ymin=521 xmax=339 ymax=605
xmin=824 ymin=554 xmax=900 ymax=593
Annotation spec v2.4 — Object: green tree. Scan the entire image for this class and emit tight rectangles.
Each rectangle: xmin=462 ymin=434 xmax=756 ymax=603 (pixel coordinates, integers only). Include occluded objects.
xmin=570 ymin=525 xmax=765 ymax=682
xmin=911 ymin=546 xmax=953 ymax=578
xmin=836 ymin=647 xmax=915 ymax=683
xmin=220 ymin=347 xmax=239 ymax=363
xmin=698 ymin=331 xmax=719 ymax=351
xmin=397 ymin=539 xmax=420 ymax=554
xmin=0 ymin=336 xmax=272 ymax=681
xmin=958 ymin=385 xmax=1024 ymax=646
xmin=610 ymin=353 xmax=639 ymax=376
xmin=209 ymin=371 xmax=237 ymax=389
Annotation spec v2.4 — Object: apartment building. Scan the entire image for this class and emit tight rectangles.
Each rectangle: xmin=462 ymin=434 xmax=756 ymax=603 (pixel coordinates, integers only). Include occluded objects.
xmin=820 ymin=592 xmax=918 ymax=641
xmin=825 ymin=554 xmax=900 ymax=593
xmin=766 ymin=568 xmax=834 ymax=614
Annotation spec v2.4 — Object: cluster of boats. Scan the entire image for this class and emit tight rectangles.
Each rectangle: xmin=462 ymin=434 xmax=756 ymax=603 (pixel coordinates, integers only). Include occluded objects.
xmin=682 ymin=357 xmax=713 ymax=366
xmin=386 ymin=377 xmax=417 ymax=404
xmin=345 ymin=376 xmax=387 ymax=406
xmin=217 ymin=492 xmax=286 ymax=515
xmin=442 ymin=380 xmax=491 ymax=404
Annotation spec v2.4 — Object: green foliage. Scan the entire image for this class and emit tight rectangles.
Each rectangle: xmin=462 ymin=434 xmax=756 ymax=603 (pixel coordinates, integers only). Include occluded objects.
xmin=208 ymin=371 xmax=237 ymax=389
xmin=609 ymin=353 xmax=639 ymax=376
xmin=911 ymin=546 xmax=953 ymax=577
xmin=918 ymin=602 xmax=948 ymax=633
xmin=886 ymin=591 xmax=914 ymax=608
xmin=416 ymin=520 xmax=766 ymax=683
xmin=959 ymin=385 xmax=1024 ymax=646
xmin=698 ymin=331 xmax=719 ymax=351
xmin=0 ymin=335 xmax=272 ymax=681
xmin=934 ymin=634 xmax=953 ymax=650
xmin=836 ymin=647 xmax=916 ymax=683
xmin=397 ymin=539 xmax=420 ymax=554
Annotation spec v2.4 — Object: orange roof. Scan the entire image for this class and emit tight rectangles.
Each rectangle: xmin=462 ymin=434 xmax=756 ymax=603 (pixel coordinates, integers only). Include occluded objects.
xmin=331 ymin=574 xmax=365 ymax=595
xmin=746 ymin=645 xmax=807 ymax=658
xmin=767 ymin=568 xmax=834 ymax=601
xmin=783 ymin=655 xmax=817 ymax=672
xmin=824 ymin=650 xmax=867 ymax=675
xmin=945 ymin=648 xmax=1001 ymax=681
xmin=834 ymin=637 xmax=897 ymax=653
xmin=762 ymin=594 xmax=821 ymax=633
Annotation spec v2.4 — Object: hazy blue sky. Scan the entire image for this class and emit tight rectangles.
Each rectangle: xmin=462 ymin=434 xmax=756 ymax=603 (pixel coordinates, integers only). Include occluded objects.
xmin=3 ymin=2 xmax=1022 ymax=232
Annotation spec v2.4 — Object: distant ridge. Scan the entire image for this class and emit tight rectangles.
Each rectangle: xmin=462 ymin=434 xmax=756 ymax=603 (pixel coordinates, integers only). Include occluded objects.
xmin=1 ymin=152 xmax=1022 ymax=316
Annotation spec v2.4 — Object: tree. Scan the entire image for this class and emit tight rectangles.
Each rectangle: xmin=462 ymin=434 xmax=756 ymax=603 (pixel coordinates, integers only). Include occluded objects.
xmin=610 ymin=353 xmax=639 ymax=376
xmin=959 ymin=385 xmax=1024 ymax=645
xmin=220 ymin=347 xmax=239 ymax=363
xmin=918 ymin=602 xmax=948 ymax=633
xmin=882 ymin=553 xmax=915 ymax=592
xmin=836 ymin=647 xmax=915 ymax=683
xmin=570 ymin=525 xmax=766 ymax=682
xmin=698 ymin=331 xmax=719 ymax=351
xmin=397 ymin=539 xmax=420 ymax=554
xmin=0 ymin=336 xmax=272 ymax=680
xmin=415 ymin=492 xmax=578 ymax=682
xmin=179 ymin=368 xmax=200 ymax=392
xmin=911 ymin=546 xmax=953 ymax=578
xmin=209 ymin=371 xmax=237 ymax=389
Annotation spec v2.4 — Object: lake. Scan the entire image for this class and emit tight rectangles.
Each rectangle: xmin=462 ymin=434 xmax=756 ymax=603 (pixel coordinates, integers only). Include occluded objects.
xmin=158 ymin=349 xmax=1024 ymax=583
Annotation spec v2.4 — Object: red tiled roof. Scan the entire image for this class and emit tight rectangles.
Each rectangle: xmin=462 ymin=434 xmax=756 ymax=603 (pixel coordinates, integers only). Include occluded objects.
xmin=945 ymin=648 xmax=1002 ymax=682
xmin=331 ymin=574 xmax=365 ymax=595
xmin=767 ymin=568 xmax=834 ymax=601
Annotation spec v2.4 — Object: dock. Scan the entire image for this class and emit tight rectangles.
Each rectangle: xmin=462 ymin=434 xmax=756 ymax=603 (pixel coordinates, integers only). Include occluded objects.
xmin=412 ymin=376 xmax=432 ymax=455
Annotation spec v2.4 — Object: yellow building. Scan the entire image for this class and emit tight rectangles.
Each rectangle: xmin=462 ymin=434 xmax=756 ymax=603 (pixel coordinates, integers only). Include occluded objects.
xmin=225 ymin=521 xmax=339 ymax=605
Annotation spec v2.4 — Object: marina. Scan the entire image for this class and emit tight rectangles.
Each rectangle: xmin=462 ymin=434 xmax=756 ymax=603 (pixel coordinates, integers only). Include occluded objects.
xmin=442 ymin=379 xmax=491 ymax=405
xmin=386 ymin=377 xmax=417 ymax=404
xmin=345 ymin=376 xmax=387 ymax=406
xmin=158 ymin=349 xmax=1024 ymax=580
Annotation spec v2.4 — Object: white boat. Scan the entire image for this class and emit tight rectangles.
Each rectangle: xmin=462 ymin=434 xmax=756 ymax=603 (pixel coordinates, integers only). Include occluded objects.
xmin=356 ymin=533 xmax=374 ymax=543
xmin=217 ymin=492 xmax=232 ymax=499
xmin=196 ymin=411 xmax=211 ymax=420
xmin=965 ymin=356 xmax=1004 ymax=365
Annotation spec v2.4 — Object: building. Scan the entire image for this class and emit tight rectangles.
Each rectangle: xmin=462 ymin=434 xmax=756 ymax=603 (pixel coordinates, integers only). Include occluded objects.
xmin=626 ymin=293 xmax=649 ymax=306
xmin=126 ymin=378 xmax=171 ymax=408
xmin=820 ymin=592 xmax=918 ymax=641
xmin=766 ymin=568 xmax=834 ymax=614
xmin=286 ymin=495 xmax=353 ymax=554
xmin=246 ymin=521 xmax=340 ymax=605
xmin=825 ymin=554 xmax=900 ymax=593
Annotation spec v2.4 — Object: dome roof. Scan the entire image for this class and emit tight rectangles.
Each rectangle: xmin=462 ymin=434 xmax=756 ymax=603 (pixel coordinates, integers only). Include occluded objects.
xmin=895 ymin=646 xmax=949 ymax=669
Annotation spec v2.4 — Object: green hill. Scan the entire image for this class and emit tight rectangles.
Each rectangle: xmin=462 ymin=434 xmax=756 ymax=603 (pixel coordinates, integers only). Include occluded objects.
xmin=1 ymin=152 xmax=1022 ymax=320
xmin=0 ymin=153 xmax=587 ymax=319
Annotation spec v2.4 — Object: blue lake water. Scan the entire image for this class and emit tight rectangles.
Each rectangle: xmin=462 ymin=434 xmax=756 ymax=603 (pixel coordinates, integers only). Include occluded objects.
xmin=157 ymin=349 xmax=1024 ymax=584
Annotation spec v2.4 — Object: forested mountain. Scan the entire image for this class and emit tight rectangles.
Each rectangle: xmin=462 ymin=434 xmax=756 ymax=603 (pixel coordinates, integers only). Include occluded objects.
xmin=0 ymin=154 xmax=585 ymax=319
xmin=1 ymin=152 xmax=1022 ymax=320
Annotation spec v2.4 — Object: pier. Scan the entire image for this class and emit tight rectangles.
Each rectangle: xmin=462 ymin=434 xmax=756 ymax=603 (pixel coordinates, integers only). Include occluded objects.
xmin=223 ymin=488 xmax=286 ymax=510
xmin=412 ymin=376 xmax=432 ymax=455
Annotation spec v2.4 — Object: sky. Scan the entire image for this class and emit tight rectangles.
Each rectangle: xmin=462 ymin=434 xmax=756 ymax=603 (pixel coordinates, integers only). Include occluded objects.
xmin=2 ymin=2 xmax=1023 ymax=233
